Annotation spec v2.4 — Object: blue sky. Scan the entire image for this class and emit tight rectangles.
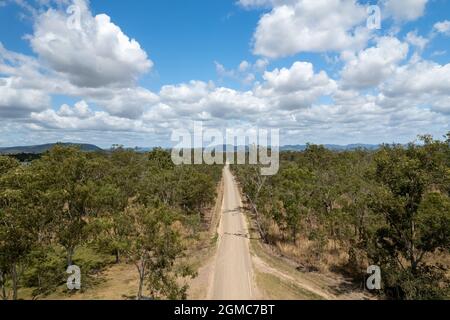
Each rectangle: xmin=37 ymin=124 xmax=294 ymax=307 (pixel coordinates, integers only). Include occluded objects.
xmin=0 ymin=0 xmax=449 ymax=148
xmin=90 ymin=1 xmax=261 ymax=90
xmin=1 ymin=0 xmax=263 ymax=89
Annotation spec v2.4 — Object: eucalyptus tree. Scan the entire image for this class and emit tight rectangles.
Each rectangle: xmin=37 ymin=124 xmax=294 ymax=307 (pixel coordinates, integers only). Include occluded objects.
xmin=369 ymin=137 xmax=450 ymax=299
xmin=91 ymin=148 xmax=145 ymax=264
xmin=0 ymin=164 xmax=40 ymax=300
xmin=33 ymin=145 xmax=97 ymax=266
xmin=121 ymin=204 xmax=193 ymax=300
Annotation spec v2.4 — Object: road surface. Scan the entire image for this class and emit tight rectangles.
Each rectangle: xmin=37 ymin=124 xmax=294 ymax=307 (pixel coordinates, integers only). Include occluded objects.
xmin=208 ymin=164 xmax=256 ymax=300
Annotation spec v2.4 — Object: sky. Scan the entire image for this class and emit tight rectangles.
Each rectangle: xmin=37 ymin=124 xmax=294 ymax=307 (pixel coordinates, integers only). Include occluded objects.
xmin=0 ymin=0 xmax=449 ymax=148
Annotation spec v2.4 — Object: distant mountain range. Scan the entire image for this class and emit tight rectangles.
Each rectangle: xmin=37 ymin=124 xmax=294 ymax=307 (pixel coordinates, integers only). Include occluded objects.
xmin=0 ymin=143 xmax=103 ymax=155
xmin=0 ymin=142 xmax=382 ymax=155
xmin=280 ymin=144 xmax=380 ymax=151
xmin=217 ymin=144 xmax=380 ymax=152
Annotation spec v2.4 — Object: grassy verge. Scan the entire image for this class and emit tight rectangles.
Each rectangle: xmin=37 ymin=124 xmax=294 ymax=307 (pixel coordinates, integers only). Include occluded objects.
xmin=255 ymin=271 xmax=324 ymax=300
xmin=186 ymin=175 xmax=224 ymax=299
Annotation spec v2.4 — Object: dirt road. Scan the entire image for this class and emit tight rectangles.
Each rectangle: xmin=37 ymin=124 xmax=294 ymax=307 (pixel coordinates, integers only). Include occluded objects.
xmin=207 ymin=164 xmax=257 ymax=300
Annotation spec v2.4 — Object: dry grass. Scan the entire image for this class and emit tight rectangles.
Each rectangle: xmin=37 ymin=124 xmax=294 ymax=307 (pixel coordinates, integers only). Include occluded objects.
xmin=186 ymin=176 xmax=225 ymax=299
xmin=274 ymin=239 xmax=348 ymax=273
xmin=255 ymin=270 xmax=324 ymax=300
xmin=265 ymin=221 xmax=351 ymax=273
xmin=237 ymin=194 xmax=373 ymax=300
xmin=18 ymin=263 xmax=139 ymax=300
xmin=248 ymin=230 xmax=373 ymax=300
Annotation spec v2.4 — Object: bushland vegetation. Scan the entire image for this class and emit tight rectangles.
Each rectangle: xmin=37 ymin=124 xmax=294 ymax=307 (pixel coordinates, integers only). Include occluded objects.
xmin=0 ymin=146 xmax=222 ymax=300
xmin=232 ymin=133 xmax=450 ymax=300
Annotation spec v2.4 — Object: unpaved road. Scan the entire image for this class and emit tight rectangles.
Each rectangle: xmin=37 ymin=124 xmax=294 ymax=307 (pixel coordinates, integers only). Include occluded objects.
xmin=207 ymin=164 xmax=257 ymax=300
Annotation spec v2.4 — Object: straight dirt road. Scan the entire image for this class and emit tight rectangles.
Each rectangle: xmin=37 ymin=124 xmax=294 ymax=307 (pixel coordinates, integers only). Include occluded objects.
xmin=207 ymin=164 xmax=257 ymax=300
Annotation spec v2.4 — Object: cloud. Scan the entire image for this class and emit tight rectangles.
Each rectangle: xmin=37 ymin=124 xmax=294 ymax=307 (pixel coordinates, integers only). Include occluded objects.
xmin=57 ymin=100 xmax=91 ymax=118
xmin=29 ymin=0 xmax=152 ymax=88
xmin=237 ymin=0 xmax=297 ymax=9
xmin=378 ymin=60 xmax=450 ymax=116
xmin=159 ymin=80 xmax=268 ymax=120
xmin=341 ymin=37 xmax=409 ymax=89
xmin=0 ymin=40 xmax=159 ymax=119
xmin=238 ymin=60 xmax=250 ymax=72
xmin=382 ymin=61 xmax=450 ymax=97
xmin=31 ymin=100 xmax=155 ymax=132
xmin=262 ymin=61 xmax=332 ymax=93
xmin=434 ymin=20 xmax=450 ymax=36
xmin=0 ymin=77 xmax=50 ymax=117
xmin=88 ymin=87 xmax=159 ymax=119
xmin=237 ymin=0 xmax=272 ymax=8
xmin=0 ymin=43 xmax=52 ymax=117
xmin=384 ymin=0 xmax=428 ymax=21
xmin=405 ymin=31 xmax=429 ymax=51
xmin=252 ymin=0 xmax=370 ymax=58
xmin=215 ymin=59 xmax=268 ymax=85
xmin=256 ymin=61 xmax=336 ymax=110
xmin=0 ymin=0 xmax=159 ymax=121
xmin=160 ymin=81 xmax=213 ymax=104
xmin=162 ymin=62 xmax=336 ymax=119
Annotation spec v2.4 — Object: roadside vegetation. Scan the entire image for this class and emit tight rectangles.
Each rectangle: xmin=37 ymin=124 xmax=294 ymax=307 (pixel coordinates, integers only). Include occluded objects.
xmin=0 ymin=146 xmax=222 ymax=300
xmin=232 ymin=133 xmax=450 ymax=300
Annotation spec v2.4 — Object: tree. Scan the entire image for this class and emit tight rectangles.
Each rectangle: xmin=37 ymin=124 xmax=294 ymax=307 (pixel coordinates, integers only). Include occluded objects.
xmin=121 ymin=204 xmax=193 ymax=300
xmin=148 ymin=148 xmax=174 ymax=171
xmin=0 ymin=166 xmax=38 ymax=300
xmin=232 ymin=164 xmax=269 ymax=242
xmin=34 ymin=146 xmax=96 ymax=266
xmin=93 ymin=148 xmax=144 ymax=264
xmin=176 ymin=166 xmax=216 ymax=214
xmin=272 ymin=164 xmax=313 ymax=243
xmin=369 ymin=138 xmax=450 ymax=299
xmin=0 ymin=156 xmax=19 ymax=175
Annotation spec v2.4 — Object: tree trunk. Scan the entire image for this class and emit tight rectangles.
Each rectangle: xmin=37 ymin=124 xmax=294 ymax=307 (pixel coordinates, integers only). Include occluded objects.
xmin=67 ymin=247 xmax=74 ymax=267
xmin=410 ymin=220 xmax=417 ymax=273
xmin=0 ymin=271 xmax=7 ymax=300
xmin=115 ymin=249 xmax=120 ymax=264
xmin=247 ymin=195 xmax=267 ymax=243
xmin=136 ymin=258 xmax=146 ymax=300
xmin=11 ymin=264 xmax=18 ymax=301
xmin=292 ymin=225 xmax=298 ymax=244
xmin=137 ymin=271 xmax=145 ymax=300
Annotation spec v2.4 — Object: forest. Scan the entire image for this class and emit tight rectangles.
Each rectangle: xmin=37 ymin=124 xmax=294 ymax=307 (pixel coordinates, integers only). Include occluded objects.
xmin=1 ymin=133 xmax=449 ymax=300
xmin=0 ymin=146 xmax=222 ymax=300
xmin=232 ymin=133 xmax=450 ymax=300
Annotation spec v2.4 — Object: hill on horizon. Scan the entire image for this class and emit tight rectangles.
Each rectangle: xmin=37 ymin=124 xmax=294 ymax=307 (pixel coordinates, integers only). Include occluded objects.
xmin=0 ymin=143 xmax=103 ymax=155
xmin=0 ymin=142 xmax=384 ymax=155
xmin=280 ymin=143 xmax=380 ymax=151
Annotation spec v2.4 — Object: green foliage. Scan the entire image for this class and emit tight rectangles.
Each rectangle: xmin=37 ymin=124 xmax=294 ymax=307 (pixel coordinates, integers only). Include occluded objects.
xmin=368 ymin=138 xmax=450 ymax=298
xmin=0 ymin=156 xmax=19 ymax=175
xmin=22 ymin=247 xmax=66 ymax=299
xmin=121 ymin=204 xmax=194 ymax=300
xmin=0 ymin=145 xmax=221 ymax=300
xmin=233 ymin=134 xmax=450 ymax=300
xmin=33 ymin=146 xmax=95 ymax=266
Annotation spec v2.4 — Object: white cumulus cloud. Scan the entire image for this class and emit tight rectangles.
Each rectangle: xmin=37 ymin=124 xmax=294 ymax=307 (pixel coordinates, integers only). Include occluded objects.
xmin=252 ymin=0 xmax=370 ymax=58
xmin=29 ymin=0 xmax=152 ymax=88
xmin=434 ymin=20 xmax=450 ymax=35
xmin=341 ymin=37 xmax=409 ymax=89
xmin=384 ymin=0 xmax=428 ymax=21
